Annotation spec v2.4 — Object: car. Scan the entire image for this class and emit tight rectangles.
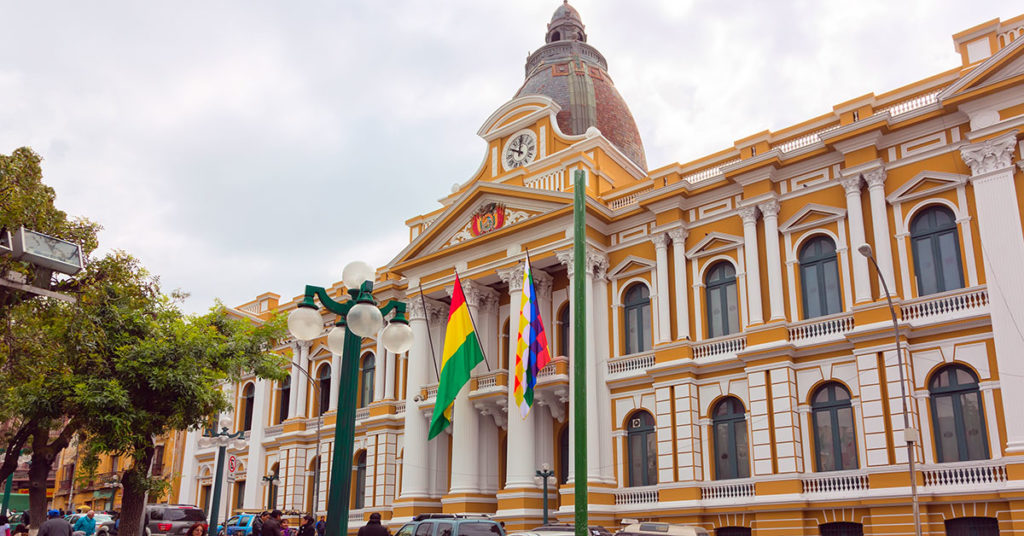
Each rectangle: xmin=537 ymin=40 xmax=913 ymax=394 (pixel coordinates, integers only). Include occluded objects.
xmin=509 ymin=524 xmax=612 ymax=536
xmin=395 ymin=514 xmax=505 ymax=536
xmin=68 ymin=513 xmax=116 ymax=534
xmin=615 ymin=523 xmax=709 ymax=536
xmin=144 ymin=505 xmax=207 ymax=536
xmin=222 ymin=514 xmax=257 ymax=536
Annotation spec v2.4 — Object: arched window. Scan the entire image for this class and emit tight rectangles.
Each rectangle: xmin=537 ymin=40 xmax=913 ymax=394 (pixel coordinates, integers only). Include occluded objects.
xmin=353 ymin=451 xmax=366 ymax=510
xmin=623 ymin=284 xmax=652 ymax=354
xmin=799 ymin=236 xmax=842 ymax=319
xmin=277 ymin=376 xmax=290 ymax=424
xmin=945 ymin=517 xmax=998 ymax=536
xmin=557 ymin=304 xmax=570 ymax=356
xmin=241 ymin=383 xmax=255 ymax=432
xmin=705 ymin=262 xmax=739 ymax=338
xmin=317 ymin=364 xmax=331 ymax=417
xmin=811 ymin=382 xmax=858 ymax=471
xmin=712 ymin=397 xmax=749 ymax=480
xmin=911 ymin=205 xmax=964 ymax=296
xmin=359 ymin=353 xmax=375 ymax=408
xmin=626 ymin=411 xmax=657 ymax=487
xmin=306 ymin=456 xmax=320 ymax=514
xmin=929 ymin=365 xmax=988 ymax=462
xmin=818 ymin=522 xmax=863 ymax=536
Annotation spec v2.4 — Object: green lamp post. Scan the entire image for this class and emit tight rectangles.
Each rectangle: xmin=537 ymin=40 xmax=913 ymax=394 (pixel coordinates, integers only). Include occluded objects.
xmin=260 ymin=472 xmax=280 ymax=510
xmin=533 ymin=464 xmax=557 ymax=526
xmin=286 ymin=261 xmax=414 ymax=536
xmin=197 ymin=418 xmax=246 ymax=536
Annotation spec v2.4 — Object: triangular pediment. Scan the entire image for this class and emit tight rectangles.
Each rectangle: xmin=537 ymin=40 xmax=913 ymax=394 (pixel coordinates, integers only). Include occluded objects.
xmin=886 ymin=171 xmax=967 ymax=204
xmin=940 ymin=35 xmax=1024 ymax=101
xmin=388 ymin=183 xmax=571 ymax=268
xmin=608 ymin=256 xmax=656 ymax=279
xmin=779 ymin=204 xmax=846 ymax=234
xmin=686 ymin=232 xmax=744 ymax=259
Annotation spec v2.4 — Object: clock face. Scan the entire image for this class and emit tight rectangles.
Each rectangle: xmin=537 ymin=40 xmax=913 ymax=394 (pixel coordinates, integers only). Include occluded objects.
xmin=503 ymin=130 xmax=537 ymax=170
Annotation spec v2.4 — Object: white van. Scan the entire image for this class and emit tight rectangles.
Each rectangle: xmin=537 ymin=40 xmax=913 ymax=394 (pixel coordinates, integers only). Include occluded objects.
xmin=616 ymin=523 xmax=710 ymax=536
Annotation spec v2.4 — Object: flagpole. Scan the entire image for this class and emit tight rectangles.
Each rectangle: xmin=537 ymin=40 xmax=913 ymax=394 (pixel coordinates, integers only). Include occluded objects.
xmin=418 ymin=283 xmax=441 ymax=382
xmin=454 ymin=269 xmax=493 ymax=372
xmin=572 ymin=169 xmax=588 ymax=536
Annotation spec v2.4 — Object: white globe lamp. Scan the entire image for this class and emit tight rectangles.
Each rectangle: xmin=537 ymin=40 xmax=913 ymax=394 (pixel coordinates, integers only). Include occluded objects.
xmin=347 ymin=302 xmax=384 ymax=338
xmin=342 ymin=261 xmax=376 ymax=289
xmin=327 ymin=325 xmax=347 ymax=355
xmin=287 ymin=306 xmax=323 ymax=341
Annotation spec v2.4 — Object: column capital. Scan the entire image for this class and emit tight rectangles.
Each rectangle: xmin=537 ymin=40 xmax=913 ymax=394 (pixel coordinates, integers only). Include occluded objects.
xmin=497 ymin=263 xmax=527 ymax=292
xmin=652 ymin=232 xmax=670 ymax=250
xmin=840 ymin=175 xmax=862 ymax=195
xmin=961 ymin=131 xmax=1018 ymax=176
xmin=555 ymin=249 xmax=608 ymax=279
xmin=407 ymin=296 xmax=447 ymax=322
xmin=667 ymin=227 xmax=688 ymax=245
xmin=295 ymin=340 xmax=313 ymax=352
xmin=448 ymin=278 xmax=499 ymax=310
xmin=863 ymin=167 xmax=887 ymax=189
xmin=757 ymin=199 xmax=780 ymax=219
xmin=738 ymin=205 xmax=759 ymax=224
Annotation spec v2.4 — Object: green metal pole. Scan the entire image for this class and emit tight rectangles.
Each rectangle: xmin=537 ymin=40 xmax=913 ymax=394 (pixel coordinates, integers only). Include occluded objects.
xmin=209 ymin=445 xmax=226 ymax=536
xmin=541 ymin=478 xmax=549 ymax=526
xmin=572 ymin=169 xmax=588 ymax=536
xmin=1 ymin=473 xmax=12 ymax=517
xmin=324 ymin=327 xmax=362 ymax=536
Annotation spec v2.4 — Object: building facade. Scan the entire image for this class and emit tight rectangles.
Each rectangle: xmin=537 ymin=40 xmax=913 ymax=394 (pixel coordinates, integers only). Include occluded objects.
xmin=179 ymin=6 xmax=1024 ymax=535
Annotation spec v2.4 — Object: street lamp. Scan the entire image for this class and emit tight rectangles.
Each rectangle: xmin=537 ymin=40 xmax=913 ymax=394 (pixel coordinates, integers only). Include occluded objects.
xmin=533 ymin=464 xmax=557 ymax=526
xmin=858 ymin=244 xmax=921 ymax=536
xmin=197 ymin=417 xmax=246 ymax=536
xmin=286 ymin=261 xmax=414 ymax=536
xmin=260 ymin=472 xmax=280 ymax=510
xmin=102 ymin=475 xmax=121 ymax=512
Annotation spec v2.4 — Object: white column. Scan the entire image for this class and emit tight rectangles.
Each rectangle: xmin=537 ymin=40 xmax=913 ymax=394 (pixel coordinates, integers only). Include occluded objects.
xmin=373 ymin=336 xmax=386 ymax=403
xmin=498 ymin=263 xmax=536 ymax=488
xmin=243 ymin=380 xmax=269 ymax=507
xmin=864 ymin=168 xmax=896 ymax=293
xmin=841 ymin=176 xmax=873 ymax=303
xmin=669 ymin=228 xmax=690 ymax=339
xmin=287 ymin=343 xmax=306 ymax=419
xmin=653 ymin=233 xmax=672 ymax=344
xmin=739 ymin=206 xmax=764 ymax=325
xmin=384 ymin=349 xmax=397 ymax=400
xmin=592 ymin=261 xmax=615 ymax=483
xmin=961 ymin=133 xmax=1024 ymax=452
xmin=329 ymin=352 xmax=341 ymax=411
xmin=758 ymin=200 xmax=785 ymax=321
xmin=398 ymin=297 xmax=445 ymax=499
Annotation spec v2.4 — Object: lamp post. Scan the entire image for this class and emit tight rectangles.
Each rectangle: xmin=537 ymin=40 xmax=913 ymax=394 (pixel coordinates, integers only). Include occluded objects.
xmin=102 ymin=475 xmax=121 ymax=512
xmin=858 ymin=244 xmax=921 ymax=536
xmin=286 ymin=261 xmax=414 ymax=536
xmin=533 ymin=464 xmax=557 ymax=525
xmin=260 ymin=473 xmax=280 ymax=510
xmin=197 ymin=417 xmax=246 ymax=536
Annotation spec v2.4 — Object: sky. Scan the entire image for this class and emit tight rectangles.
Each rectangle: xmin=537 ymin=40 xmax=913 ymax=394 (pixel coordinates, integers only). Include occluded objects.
xmin=0 ymin=0 xmax=1016 ymax=313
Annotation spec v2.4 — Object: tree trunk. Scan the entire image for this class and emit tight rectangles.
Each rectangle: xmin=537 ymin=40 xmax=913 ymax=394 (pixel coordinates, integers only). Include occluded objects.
xmin=27 ymin=421 xmax=76 ymax=527
xmin=118 ymin=445 xmax=154 ymax=536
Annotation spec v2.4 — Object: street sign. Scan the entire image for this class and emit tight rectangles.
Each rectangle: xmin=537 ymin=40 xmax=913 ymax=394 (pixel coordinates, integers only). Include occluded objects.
xmin=227 ymin=455 xmax=237 ymax=474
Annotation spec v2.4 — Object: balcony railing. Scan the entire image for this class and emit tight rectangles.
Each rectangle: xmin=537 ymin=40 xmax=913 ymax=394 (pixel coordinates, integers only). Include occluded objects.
xmin=475 ymin=370 xmax=502 ymax=390
xmin=537 ymin=361 xmax=557 ymax=377
xmin=614 ymin=486 xmax=659 ymax=505
xmin=788 ymin=313 xmax=854 ymax=343
xmin=901 ymin=287 xmax=988 ymax=322
xmin=802 ymin=470 xmax=869 ymax=494
xmin=355 ymin=407 xmax=370 ymax=421
xmin=265 ymin=424 xmax=284 ymax=437
xmin=700 ymin=479 xmax=755 ymax=500
xmin=395 ymin=401 xmax=406 ymax=414
xmin=607 ymin=352 xmax=655 ymax=375
xmin=693 ymin=334 xmax=747 ymax=360
xmin=922 ymin=459 xmax=1007 ymax=489
xmin=425 ymin=383 xmax=439 ymax=400
xmin=524 ymin=167 xmax=566 ymax=192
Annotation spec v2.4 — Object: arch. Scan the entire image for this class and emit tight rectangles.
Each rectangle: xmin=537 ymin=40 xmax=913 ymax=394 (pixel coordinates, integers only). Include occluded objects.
xmin=556 ymin=302 xmax=570 ymax=357
xmin=711 ymin=396 xmax=749 ymax=480
xmin=624 ymin=410 xmax=657 ymax=487
xmin=277 ymin=375 xmax=291 ymax=425
xmin=359 ymin=352 xmax=376 ymax=408
xmin=615 ymin=276 xmax=653 ymax=305
xmin=696 ymin=254 xmax=739 ymax=283
xmin=928 ymin=364 xmax=988 ymax=462
xmin=901 ymin=197 xmax=964 ymax=231
xmin=622 ymin=282 xmax=652 ymax=354
xmin=790 ymin=228 xmax=843 ymax=260
xmin=551 ymin=31 xmax=561 ymax=41
xmin=944 ymin=517 xmax=999 ymax=536
xmin=705 ymin=261 xmax=740 ymax=338
xmin=316 ymin=363 xmax=332 ymax=416
xmin=241 ymin=382 xmax=255 ymax=432
xmin=810 ymin=382 xmax=858 ymax=472
xmin=352 ymin=450 xmax=367 ymax=510
xmin=798 ymin=235 xmax=842 ymax=319
xmin=306 ymin=455 xmax=321 ymax=514
xmin=909 ymin=203 xmax=964 ymax=296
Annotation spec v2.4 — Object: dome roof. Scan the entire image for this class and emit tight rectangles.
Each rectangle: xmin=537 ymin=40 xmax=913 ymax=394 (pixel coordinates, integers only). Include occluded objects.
xmin=515 ymin=3 xmax=647 ymax=170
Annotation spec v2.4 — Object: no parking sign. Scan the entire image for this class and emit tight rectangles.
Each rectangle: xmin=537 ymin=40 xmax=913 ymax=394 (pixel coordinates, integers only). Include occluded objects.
xmin=227 ymin=455 xmax=237 ymax=474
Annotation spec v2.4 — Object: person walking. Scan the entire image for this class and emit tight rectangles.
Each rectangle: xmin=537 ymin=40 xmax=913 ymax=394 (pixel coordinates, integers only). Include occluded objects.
xmin=313 ymin=518 xmax=324 ymax=536
xmin=357 ymin=513 xmax=389 ymax=536
xmin=296 ymin=517 xmax=314 ymax=536
xmin=260 ymin=511 xmax=282 ymax=536
xmin=73 ymin=511 xmax=96 ymax=536
xmin=38 ymin=510 xmax=72 ymax=536
xmin=252 ymin=512 xmax=268 ymax=536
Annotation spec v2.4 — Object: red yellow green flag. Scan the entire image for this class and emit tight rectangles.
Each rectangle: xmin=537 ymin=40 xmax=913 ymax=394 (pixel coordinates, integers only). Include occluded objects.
xmin=428 ymin=273 xmax=485 ymax=439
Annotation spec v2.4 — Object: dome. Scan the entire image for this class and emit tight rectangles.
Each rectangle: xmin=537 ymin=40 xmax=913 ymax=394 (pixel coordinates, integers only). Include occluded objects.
xmin=515 ymin=2 xmax=647 ymax=170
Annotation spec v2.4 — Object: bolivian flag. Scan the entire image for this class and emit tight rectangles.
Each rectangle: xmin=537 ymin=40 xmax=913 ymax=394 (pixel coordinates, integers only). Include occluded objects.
xmin=428 ymin=273 xmax=485 ymax=439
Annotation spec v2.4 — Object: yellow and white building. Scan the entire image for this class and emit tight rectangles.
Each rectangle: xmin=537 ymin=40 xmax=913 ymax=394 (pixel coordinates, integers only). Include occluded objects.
xmin=179 ymin=6 xmax=1024 ymax=535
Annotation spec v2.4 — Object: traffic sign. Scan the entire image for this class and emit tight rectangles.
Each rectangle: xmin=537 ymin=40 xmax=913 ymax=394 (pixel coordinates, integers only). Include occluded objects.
xmin=227 ymin=455 xmax=237 ymax=474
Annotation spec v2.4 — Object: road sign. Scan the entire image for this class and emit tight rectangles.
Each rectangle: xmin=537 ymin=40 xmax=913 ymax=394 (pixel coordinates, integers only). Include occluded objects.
xmin=227 ymin=455 xmax=237 ymax=474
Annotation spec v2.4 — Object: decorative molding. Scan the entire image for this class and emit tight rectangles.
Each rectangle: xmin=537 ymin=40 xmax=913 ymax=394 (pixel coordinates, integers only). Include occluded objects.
xmin=737 ymin=205 xmax=759 ymax=224
xmin=448 ymin=278 xmax=499 ymax=310
xmin=556 ymin=249 xmax=608 ymax=280
xmin=445 ymin=206 xmax=536 ymax=248
xmin=652 ymin=233 xmax=670 ymax=249
xmin=758 ymin=199 xmax=780 ymax=218
xmin=407 ymin=296 xmax=448 ymax=323
xmin=498 ymin=263 xmax=527 ymax=292
xmin=667 ymin=227 xmax=688 ymax=244
xmin=685 ymin=232 xmax=744 ymax=259
xmin=885 ymin=170 xmax=968 ymax=204
xmin=960 ymin=131 xmax=1018 ymax=176
xmin=863 ymin=168 xmax=887 ymax=189
xmin=778 ymin=203 xmax=847 ymax=234
xmin=839 ymin=175 xmax=863 ymax=195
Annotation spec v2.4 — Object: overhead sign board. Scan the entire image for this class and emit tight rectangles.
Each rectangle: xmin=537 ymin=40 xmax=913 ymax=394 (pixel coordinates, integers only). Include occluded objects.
xmin=11 ymin=227 xmax=83 ymax=275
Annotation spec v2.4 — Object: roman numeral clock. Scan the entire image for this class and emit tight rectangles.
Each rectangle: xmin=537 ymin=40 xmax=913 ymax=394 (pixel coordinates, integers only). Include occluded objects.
xmin=502 ymin=129 xmax=537 ymax=171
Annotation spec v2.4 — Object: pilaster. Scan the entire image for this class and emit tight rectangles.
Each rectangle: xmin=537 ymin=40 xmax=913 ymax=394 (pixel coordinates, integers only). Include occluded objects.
xmin=758 ymin=200 xmax=786 ymax=321
xmin=668 ymin=228 xmax=690 ymax=339
xmin=840 ymin=175 xmax=872 ymax=303
xmin=864 ymin=167 xmax=896 ymax=293
xmin=653 ymin=233 xmax=672 ymax=343
xmin=738 ymin=206 xmax=764 ymax=325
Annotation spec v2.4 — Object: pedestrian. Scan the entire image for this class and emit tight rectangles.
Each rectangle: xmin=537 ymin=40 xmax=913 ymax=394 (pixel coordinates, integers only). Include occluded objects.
xmin=12 ymin=524 xmax=28 ymax=536
xmin=38 ymin=510 xmax=72 ymax=536
xmin=252 ymin=512 xmax=268 ymax=536
xmin=73 ymin=511 xmax=96 ymax=536
xmin=280 ymin=519 xmax=290 ymax=536
xmin=314 ymin=517 xmax=325 ymax=536
xmin=19 ymin=511 xmax=29 ymax=528
xmin=296 ymin=517 xmax=314 ymax=536
xmin=357 ymin=513 xmax=389 ymax=536
xmin=1 ymin=514 xmax=10 ymax=536
xmin=260 ymin=511 xmax=282 ymax=536
xmin=186 ymin=523 xmax=206 ymax=536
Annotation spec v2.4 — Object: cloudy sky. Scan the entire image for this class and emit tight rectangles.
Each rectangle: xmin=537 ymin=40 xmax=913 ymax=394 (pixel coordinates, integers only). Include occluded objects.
xmin=0 ymin=0 xmax=1015 ymax=312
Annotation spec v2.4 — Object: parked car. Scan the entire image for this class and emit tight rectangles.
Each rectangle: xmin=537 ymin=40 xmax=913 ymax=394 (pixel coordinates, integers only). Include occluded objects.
xmin=68 ymin=513 xmax=117 ymax=534
xmin=509 ymin=524 xmax=612 ymax=536
xmin=395 ymin=514 xmax=504 ymax=536
xmin=615 ymin=523 xmax=709 ymax=536
xmin=224 ymin=514 xmax=256 ymax=536
xmin=144 ymin=505 xmax=207 ymax=536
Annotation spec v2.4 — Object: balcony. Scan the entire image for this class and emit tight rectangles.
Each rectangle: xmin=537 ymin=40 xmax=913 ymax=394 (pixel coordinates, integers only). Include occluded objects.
xmin=788 ymin=313 xmax=854 ymax=344
xmin=801 ymin=470 xmax=869 ymax=495
xmin=355 ymin=407 xmax=370 ymax=421
xmin=901 ymin=286 xmax=989 ymax=323
xmin=264 ymin=424 xmax=284 ymax=437
xmin=613 ymin=486 xmax=659 ymax=505
xmin=395 ymin=400 xmax=406 ymax=414
xmin=700 ymin=479 xmax=755 ymax=500
xmin=693 ymin=334 xmax=747 ymax=360
xmin=607 ymin=352 xmax=655 ymax=376
xmin=921 ymin=459 xmax=1007 ymax=490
